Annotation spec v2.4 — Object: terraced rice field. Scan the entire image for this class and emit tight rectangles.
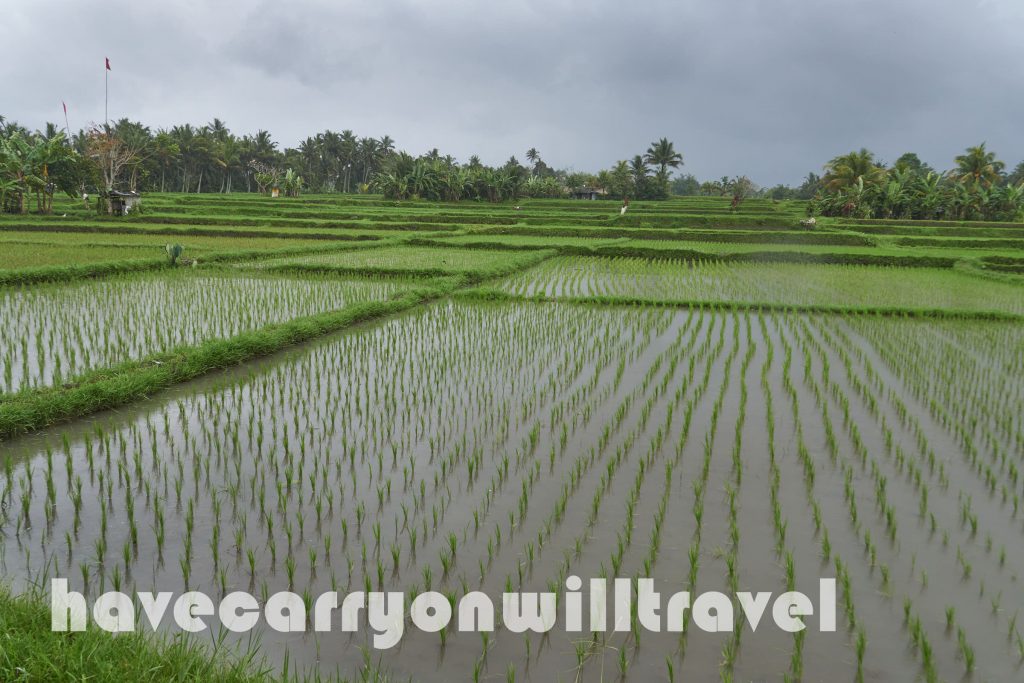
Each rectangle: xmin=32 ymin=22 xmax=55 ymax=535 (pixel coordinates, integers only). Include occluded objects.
xmin=0 ymin=271 xmax=405 ymax=392
xmin=237 ymin=245 xmax=548 ymax=274
xmin=1 ymin=194 xmax=1023 ymax=682
xmin=498 ymin=256 xmax=1024 ymax=315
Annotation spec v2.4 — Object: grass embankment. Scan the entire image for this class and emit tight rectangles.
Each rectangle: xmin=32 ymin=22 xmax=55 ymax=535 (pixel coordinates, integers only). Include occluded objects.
xmin=0 ymin=586 xmax=396 ymax=683
xmin=0 ymin=221 xmax=394 ymax=244
xmin=457 ymin=287 xmax=1024 ymax=322
xmin=242 ymin=246 xmax=555 ymax=278
xmin=413 ymin=235 xmax=968 ymax=267
xmin=0 ymin=239 xmax=404 ymax=286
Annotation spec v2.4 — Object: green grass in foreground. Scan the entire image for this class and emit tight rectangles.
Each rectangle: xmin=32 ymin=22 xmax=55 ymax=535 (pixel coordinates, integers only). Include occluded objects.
xmin=0 ymin=586 xmax=266 ymax=682
xmin=0 ymin=587 xmax=397 ymax=683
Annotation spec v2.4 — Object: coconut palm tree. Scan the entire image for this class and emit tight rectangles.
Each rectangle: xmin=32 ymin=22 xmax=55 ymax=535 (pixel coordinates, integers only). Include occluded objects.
xmin=644 ymin=138 xmax=683 ymax=176
xmin=219 ymin=136 xmax=242 ymax=193
xmin=823 ymin=149 xmax=886 ymax=191
xmin=358 ymin=137 xmax=380 ymax=186
xmin=151 ymin=131 xmax=179 ymax=193
xmin=954 ymin=143 xmax=1005 ymax=187
xmin=525 ymin=148 xmax=541 ymax=176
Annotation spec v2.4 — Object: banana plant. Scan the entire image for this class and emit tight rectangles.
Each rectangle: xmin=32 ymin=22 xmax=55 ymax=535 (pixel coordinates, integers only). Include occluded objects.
xmin=283 ymin=168 xmax=304 ymax=197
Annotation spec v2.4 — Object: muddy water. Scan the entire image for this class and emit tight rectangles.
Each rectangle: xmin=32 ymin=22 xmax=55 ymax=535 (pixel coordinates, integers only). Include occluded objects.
xmin=1 ymin=300 xmax=1021 ymax=682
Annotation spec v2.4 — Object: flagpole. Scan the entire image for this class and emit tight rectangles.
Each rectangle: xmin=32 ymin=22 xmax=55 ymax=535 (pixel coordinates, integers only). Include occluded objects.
xmin=63 ymin=103 xmax=71 ymax=138
xmin=105 ymin=64 xmax=108 ymax=129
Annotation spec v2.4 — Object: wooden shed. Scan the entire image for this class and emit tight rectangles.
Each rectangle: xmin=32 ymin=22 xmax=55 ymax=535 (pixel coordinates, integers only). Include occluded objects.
xmin=571 ymin=186 xmax=606 ymax=200
xmin=107 ymin=190 xmax=141 ymax=216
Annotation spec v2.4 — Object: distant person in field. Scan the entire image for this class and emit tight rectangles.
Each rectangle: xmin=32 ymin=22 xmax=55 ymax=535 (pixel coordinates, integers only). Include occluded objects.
xmin=620 ymin=197 xmax=630 ymax=216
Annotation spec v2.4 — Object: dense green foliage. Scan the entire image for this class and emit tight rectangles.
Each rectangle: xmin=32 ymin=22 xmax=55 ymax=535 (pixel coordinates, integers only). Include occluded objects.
xmin=1 ymin=116 xmax=684 ymax=205
xmin=810 ymin=145 xmax=1024 ymax=221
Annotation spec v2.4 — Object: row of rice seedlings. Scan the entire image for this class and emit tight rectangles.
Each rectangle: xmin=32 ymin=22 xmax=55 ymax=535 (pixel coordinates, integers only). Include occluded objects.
xmin=810 ymin=316 xmax=1024 ymax=675
xmin=850 ymin=317 xmax=1023 ymax=514
xmin=815 ymin=318 xmax=1012 ymax=589
xmin=243 ymin=246 xmax=539 ymax=274
xmin=771 ymin=318 xmax=827 ymax=682
xmin=458 ymin=310 xmax=713 ymax=680
xmin=675 ymin=312 xmax=741 ymax=675
xmin=464 ymin=309 xmax=724 ymax=680
xmin=567 ymin=311 xmax=729 ymax=680
xmin=770 ymin=313 xmax=880 ymax=682
xmin=717 ymin=314 xmax=758 ymax=682
xmin=788 ymin=313 xmax=1019 ymax=679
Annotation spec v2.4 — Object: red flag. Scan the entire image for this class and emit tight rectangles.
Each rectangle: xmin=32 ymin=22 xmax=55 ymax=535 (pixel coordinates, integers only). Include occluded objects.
xmin=105 ymin=57 xmax=111 ymax=70
xmin=62 ymin=101 xmax=67 ymax=114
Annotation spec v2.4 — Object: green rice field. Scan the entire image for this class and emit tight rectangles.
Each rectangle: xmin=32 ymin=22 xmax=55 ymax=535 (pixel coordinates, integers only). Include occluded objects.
xmin=1 ymin=193 xmax=1023 ymax=683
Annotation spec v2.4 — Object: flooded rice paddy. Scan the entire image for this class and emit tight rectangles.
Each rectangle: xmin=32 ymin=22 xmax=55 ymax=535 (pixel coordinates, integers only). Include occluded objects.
xmin=1 ymin=300 xmax=1022 ymax=682
xmin=499 ymin=256 xmax=1024 ymax=314
xmin=0 ymin=270 xmax=405 ymax=393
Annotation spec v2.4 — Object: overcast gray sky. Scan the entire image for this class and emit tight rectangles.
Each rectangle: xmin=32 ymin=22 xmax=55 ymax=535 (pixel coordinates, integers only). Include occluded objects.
xmin=3 ymin=0 xmax=1022 ymax=186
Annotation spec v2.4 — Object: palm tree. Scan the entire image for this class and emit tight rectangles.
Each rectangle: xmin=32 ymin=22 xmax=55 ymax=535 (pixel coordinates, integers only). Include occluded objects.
xmin=823 ymin=149 xmax=885 ymax=191
xmin=629 ymin=155 xmax=648 ymax=182
xmin=40 ymin=122 xmax=61 ymax=141
xmin=251 ymin=130 xmax=278 ymax=164
xmin=359 ymin=137 xmax=380 ymax=185
xmin=644 ymin=138 xmax=683 ymax=176
xmin=152 ymin=131 xmax=179 ymax=193
xmin=609 ymin=160 xmax=632 ymax=198
xmin=219 ymin=136 xmax=242 ymax=193
xmin=190 ymin=129 xmax=215 ymax=193
xmin=170 ymin=124 xmax=196 ymax=191
xmin=1008 ymin=161 xmax=1024 ymax=187
xmin=954 ymin=143 xmax=1005 ymax=187
xmin=525 ymin=148 xmax=541 ymax=176
xmin=206 ymin=118 xmax=229 ymax=142
xmin=339 ymin=130 xmax=357 ymax=192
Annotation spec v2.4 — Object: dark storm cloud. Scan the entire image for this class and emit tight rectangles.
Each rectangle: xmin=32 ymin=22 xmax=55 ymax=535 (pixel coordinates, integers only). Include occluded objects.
xmin=3 ymin=0 xmax=1022 ymax=185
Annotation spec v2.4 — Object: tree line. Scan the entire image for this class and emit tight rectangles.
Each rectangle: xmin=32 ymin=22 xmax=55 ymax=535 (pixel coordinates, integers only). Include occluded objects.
xmin=806 ymin=146 xmax=1024 ymax=221
xmin=1 ymin=114 xmax=686 ymax=210
xmin=373 ymin=138 xmax=683 ymax=202
xmin=3 ymin=112 xmax=1022 ymax=221
xmin=670 ymin=145 xmax=1024 ymax=222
